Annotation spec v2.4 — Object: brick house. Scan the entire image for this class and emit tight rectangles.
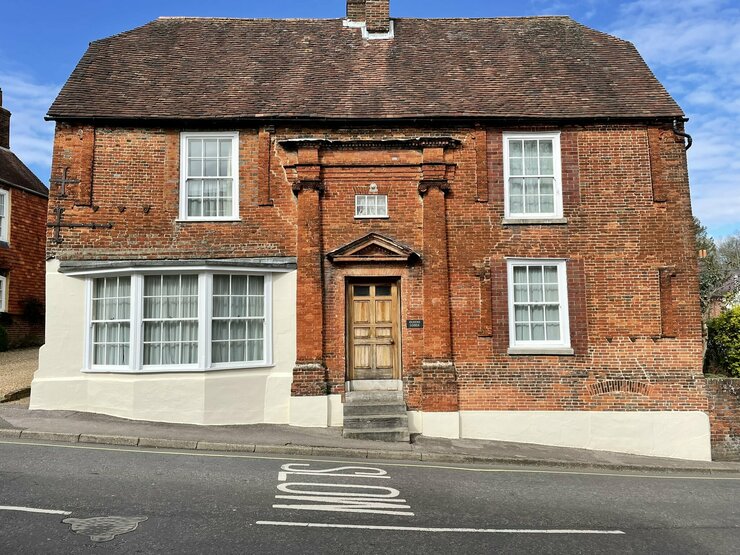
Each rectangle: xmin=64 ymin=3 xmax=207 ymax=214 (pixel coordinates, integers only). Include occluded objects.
xmin=0 ymin=90 xmax=48 ymax=346
xmin=31 ymin=0 xmax=711 ymax=460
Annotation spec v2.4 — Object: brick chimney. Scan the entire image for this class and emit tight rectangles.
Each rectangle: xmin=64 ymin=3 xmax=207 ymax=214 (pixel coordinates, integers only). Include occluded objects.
xmin=0 ymin=89 xmax=10 ymax=149
xmin=347 ymin=0 xmax=390 ymax=34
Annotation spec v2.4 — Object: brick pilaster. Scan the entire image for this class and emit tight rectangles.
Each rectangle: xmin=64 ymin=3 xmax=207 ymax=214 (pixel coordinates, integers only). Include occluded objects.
xmin=291 ymin=144 xmax=328 ymax=396
xmin=419 ymin=168 xmax=458 ymax=411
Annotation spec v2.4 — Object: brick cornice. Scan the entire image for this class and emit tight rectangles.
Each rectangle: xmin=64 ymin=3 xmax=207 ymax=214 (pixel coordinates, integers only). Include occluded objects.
xmin=418 ymin=179 xmax=450 ymax=196
xmin=291 ymin=179 xmax=325 ymax=195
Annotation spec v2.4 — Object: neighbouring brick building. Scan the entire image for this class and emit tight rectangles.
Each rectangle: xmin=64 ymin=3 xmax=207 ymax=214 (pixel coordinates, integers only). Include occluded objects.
xmin=31 ymin=1 xmax=712 ymax=460
xmin=0 ymin=90 xmax=48 ymax=347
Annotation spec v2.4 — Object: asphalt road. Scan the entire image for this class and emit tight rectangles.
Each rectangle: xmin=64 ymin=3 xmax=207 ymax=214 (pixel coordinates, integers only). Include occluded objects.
xmin=0 ymin=440 xmax=738 ymax=554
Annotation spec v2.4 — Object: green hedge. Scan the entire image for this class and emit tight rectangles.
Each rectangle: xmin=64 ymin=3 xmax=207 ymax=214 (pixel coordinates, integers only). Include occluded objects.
xmin=706 ymin=306 xmax=740 ymax=377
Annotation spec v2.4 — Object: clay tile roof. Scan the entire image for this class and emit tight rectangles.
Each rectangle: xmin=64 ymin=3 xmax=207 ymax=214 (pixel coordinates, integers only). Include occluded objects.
xmin=0 ymin=147 xmax=48 ymax=197
xmin=47 ymin=16 xmax=682 ymax=121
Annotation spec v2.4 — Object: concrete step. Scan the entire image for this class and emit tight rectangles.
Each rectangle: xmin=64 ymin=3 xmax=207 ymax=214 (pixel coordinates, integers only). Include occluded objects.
xmin=343 ymin=415 xmax=408 ymax=430
xmin=345 ymin=390 xmax=404 ymax=404
xmin=342 ymin=428 xmax=411 ymax=442
xmin=343 ymin=403 xmax=406 ymax=417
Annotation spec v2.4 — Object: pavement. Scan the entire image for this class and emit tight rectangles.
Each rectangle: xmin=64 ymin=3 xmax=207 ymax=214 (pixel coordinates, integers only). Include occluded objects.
xmin=1 ymin=402 xmax=739 ymax=474
xmin=0 ymin=347 xmax=38 ymax=402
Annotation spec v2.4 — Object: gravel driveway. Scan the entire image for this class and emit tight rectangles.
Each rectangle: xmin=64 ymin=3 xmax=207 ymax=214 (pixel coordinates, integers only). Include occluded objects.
xmin=0 ymin=348 xmax=39 ymax=401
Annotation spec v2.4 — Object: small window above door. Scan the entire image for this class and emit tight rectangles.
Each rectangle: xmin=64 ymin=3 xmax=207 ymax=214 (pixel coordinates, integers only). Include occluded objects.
xmin=355 ymin=194 xmax=388 ymax=218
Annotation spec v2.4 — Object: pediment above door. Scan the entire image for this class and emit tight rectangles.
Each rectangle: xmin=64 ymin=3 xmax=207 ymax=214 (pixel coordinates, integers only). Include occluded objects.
xmin=326 ymin=233 xmax=420 ymax=264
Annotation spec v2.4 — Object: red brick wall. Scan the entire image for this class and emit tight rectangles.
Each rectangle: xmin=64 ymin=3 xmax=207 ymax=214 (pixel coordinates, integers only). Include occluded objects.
xmin=0 ymin=186 xmax=47 ymax=344
xmin=706 ymin=378 xmax=740 ymax=461
xmin=47 ymin=120 xmax=706 ymax=412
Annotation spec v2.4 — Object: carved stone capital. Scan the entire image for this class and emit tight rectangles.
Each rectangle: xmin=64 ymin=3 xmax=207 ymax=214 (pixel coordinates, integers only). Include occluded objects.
xmin=418 ymin=179 xmax=450 ymax=196
xmin=292 ymin=180 xmax=325 ymax=196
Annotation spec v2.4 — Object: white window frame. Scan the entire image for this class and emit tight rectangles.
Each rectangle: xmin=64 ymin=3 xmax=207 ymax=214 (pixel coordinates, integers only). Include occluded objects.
xmin=355 ymin=194 xmax=389 ymax=219
xmin=179 ymin=131 xmax=240 ymax=221
xmin=0 ymin=275 xmax=6 ymax=312
xmin=506 ymin=258 xmax=572 ymax=355
xmin=0 ymin=189 xmax=9 ymax=242
xmin=81 ymin=267 xmax=274 ymax=373
xmin=503 ymin=132 xmax=563 ymax=221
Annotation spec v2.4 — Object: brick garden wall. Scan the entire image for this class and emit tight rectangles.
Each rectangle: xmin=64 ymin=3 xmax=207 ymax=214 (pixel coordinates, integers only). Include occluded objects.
xmin=46 ymin=120 xmax=706 ymax=412
xmin=706 ymin=377 xmax=740 ymax=460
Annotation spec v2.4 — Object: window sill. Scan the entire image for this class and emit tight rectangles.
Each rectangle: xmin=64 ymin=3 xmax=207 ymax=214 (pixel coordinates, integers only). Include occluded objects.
xmin=355 ymin=216 xmax=390 ymax=220
xmin=502 ymin=218 xmax=568 ymax=225
xmin=507 ymin=347 xmax=575 ymax=356
xmin=176 ymin=218 xmax=242 ymax=223
xmin=83 ymin=364 xmax=274 ymax=374
xmin=0 ymin=240 xmax=8 ymax=249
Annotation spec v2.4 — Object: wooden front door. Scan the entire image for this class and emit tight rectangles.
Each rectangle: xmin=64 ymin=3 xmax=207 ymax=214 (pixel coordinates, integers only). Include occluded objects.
xmin=347 ymin=281 xmax=400 ymax=381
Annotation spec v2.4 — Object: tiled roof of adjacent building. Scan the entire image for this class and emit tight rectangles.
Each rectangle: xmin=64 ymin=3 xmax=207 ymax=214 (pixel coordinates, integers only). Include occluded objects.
xmin=0 ymin=147 xmax=48 ymax=197
xmin=47 ymin=16 xmax=683 ymax=121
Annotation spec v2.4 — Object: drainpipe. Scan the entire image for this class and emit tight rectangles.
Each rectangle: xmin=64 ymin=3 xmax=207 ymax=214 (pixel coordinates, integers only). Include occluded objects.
xmin=673 ymin=118 xmax=693 ymax=150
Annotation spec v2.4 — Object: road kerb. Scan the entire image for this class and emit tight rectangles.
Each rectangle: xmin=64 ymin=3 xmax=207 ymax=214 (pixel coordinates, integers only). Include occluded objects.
xmin=20 ymin=430 xmax=80 ymax=443
xmin=254 ymin=444 xmax=314 ymax=456
xmin=79 ymin=434 xmax=139 ymax=446
xmin=138 ymin=437 xmax=198 ymax=450
xmin=196 ymin=441 xmax=256 ymax=453
xmin=0 ymin=428 xmax=21 ymax=439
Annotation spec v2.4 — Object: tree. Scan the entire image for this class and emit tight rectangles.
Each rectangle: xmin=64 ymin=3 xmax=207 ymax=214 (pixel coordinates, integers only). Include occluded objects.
xmin=695 ymin=217 xmax=726 ymax=314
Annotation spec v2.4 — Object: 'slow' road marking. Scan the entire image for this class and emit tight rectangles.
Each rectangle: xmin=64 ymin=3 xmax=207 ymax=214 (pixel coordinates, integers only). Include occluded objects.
xmin=0 ymin=505 xmax=72 ymax=516
xmin=256 ymin=520 xmax=625 ymax=534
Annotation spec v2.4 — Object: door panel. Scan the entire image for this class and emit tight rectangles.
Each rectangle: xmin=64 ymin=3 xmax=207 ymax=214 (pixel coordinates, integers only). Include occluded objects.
xmin=347 ymin=282 xmax=400 ymax=381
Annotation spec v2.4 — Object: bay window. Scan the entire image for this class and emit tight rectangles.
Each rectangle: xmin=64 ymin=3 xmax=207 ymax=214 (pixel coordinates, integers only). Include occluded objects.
xmin=85 ymin=270 xmax=271 ymax=372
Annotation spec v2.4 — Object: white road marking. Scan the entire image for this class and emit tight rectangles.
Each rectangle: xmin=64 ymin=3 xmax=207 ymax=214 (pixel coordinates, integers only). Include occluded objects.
xmin=0 ymin=505 xmax=72 ymax=516
xmin=2 ymin=440 xmax=738 ymax=481
xmin=256 ymin=520 xmax=625 ymax=534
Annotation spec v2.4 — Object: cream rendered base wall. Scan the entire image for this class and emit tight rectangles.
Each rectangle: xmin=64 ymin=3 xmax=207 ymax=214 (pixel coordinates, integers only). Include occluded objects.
xmin=408 ymin=409 xmax=712 ymax=461
xmin=30 ymin=260 xmax=296 ymax=426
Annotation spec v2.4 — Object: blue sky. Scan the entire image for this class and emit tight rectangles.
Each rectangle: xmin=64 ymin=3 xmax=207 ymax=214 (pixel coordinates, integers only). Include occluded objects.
xmin=1 ymin=0 xmax=738 ymax=238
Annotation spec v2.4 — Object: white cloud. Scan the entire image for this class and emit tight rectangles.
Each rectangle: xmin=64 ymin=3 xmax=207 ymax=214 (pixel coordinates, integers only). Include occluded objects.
xmin=609 ymin=0 xmax=740 ymax=237
xmin=0 ymin=70 xmax=59 ymax=179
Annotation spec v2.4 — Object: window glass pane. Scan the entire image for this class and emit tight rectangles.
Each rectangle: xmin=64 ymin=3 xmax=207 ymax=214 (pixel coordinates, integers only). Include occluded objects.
xmin=545 ymin=305 xmax=560 ymax=322
xmin=509 ymin=140 xmax=522 ymax=157
xmin=213 ymin=296 xmax=229 ymax=318
xmin=513 ymin=284 xmax=528 ymax=302
xmin=219 ymin=139 xmax=231 ymax=158
xmin=531 ymin=306 xmax=545 ymax=322
xmin=188 ymin=160 xmax=202 ymax=177
xmin=513 ymin=267 xmax=527 ymax=284
xmin=231 ymin=296 xmax=247 ymax=318
xmin=544 ymin=284 xmax=559 ymax=302
xmin=231 ymin=320 xmax=247 ymax=340
xmin=230 ymin=341 xmax=246 ymax=362
xmin=539 ymin=140 xmax=553 ymax=156
xmin=248 ymin=297 xmax=264 ymax=318
xmin=354 ymin=285 xmax=370 ymax=296
xmin=204 ymin=139 xmax=218 ymax=157
xmin=212 ymin=320 xmax=229 ymax=341
xmin=248 ymin=339 xmax=263 ymax=361
xmin=509 ymin=156 xmax=523 ymax=175
xmin=540 ymin=194 xmax=555 ymax=213
xmin=204 ymin=159 xmax=217 ymax=176
xmin=214 ymin=275 xmax=230 ymax=295
xmin=188 ymin=199 xmax=202 ymax=217
xmin=531 ymin=323 xmax=546 ymax=340
xmin=515 ymin=324 xmax=530 ymax=341
xmin=232 ymin=276 xmax=248 ymax=296
xmin=514 ymin=305 xmax=529 ymax=324
xmin=219 ymin=160 xmax=230 ymax=177
xmin=510 ymin=179 xmax=523 ymax=195
xmin=524 ymin=155 xmax=539 ymax=176
xmin=528 ymin=266 xmax=543 ymax=283
xmin=212 ymin=342 xmax=229 ymax=364
xmin=510 ymin=195 xmax=524 ymax=214
xmin=189 ymin=139 xmax=202 ymax=158
xmin=248 ymin=276 xmax=264 ymax=296
xmin=546 ymin=323 xmax=561 ymax=341
xmin=529 ymin=283 xmax=544 ymax=302
xmin=540 ymin=157 xmax=553 ymax=175
xmin=376 ymin=285 xmax=392 ymax=296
